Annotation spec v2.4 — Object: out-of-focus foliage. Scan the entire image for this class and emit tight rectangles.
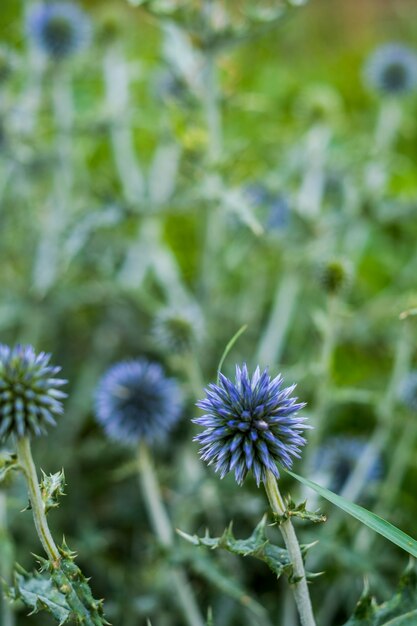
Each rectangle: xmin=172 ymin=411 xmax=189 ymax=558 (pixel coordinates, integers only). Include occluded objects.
xmin=1 ymin=0 xmax=417 ymax=624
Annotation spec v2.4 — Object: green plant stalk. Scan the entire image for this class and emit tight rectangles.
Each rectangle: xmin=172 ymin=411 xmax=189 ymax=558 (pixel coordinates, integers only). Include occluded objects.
xmin=256 ymin=272 xmax=300 ymax=367
xmin=137 ymin=442 xmax=205 ymax=626
xmin=16 ymin=437 xmax=108 ymax=626
xmin=16 ymin=437 xmax=60 ymax=564
xmin=0 ymin=490 xmax=14 ymax=626
xmin=264 ymin=471 xmax=316 ymax=626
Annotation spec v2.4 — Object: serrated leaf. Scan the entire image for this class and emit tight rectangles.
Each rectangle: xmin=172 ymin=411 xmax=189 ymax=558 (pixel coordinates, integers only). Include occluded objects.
xmin=9 ymin=567 xmax=71 ymax=625
xmin=344 ymin=564 xmax=417 ymax=625
xmin=0 ymin=452 xmax=19 ymax=484
xmin=282 ymin=498 xmax=326 ymax=524
xmin=178 ymin=515 xmax=291 ymax=579
xmin=287 ymin=470 xmax=417 ymax=558
xmin=40 ymin=469 xmax=66 ymax=513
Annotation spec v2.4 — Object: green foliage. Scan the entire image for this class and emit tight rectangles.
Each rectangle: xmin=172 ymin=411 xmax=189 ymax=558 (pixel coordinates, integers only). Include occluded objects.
xmin=344 ymin=564 xmax=417 ymax=626
xmin=0 ymin=452 xmax=18 ymax=485
xmin=287 ymin=470 xmax=417 ymax=559
xmin=40 ymin=470 xmax=66 ymax=514
xmin=179 ymin=515 xmax=296 ymax=580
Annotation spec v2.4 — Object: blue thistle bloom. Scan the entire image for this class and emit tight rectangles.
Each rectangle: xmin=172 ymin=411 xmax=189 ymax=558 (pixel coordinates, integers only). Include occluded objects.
xmin=194 ymin=364 xmax=310 ymax=486
xmin=27 ymin=2 xmax=92 ymax=59
xmin=0 ymin=345 xmax=67 ymax=441
xmin=94 ymin=359 xmax=183 ymax=445
xmin=399 ymin=371 xmax=417 ymax=412
xmin=363 ymin=43 xmax=417 ymax=95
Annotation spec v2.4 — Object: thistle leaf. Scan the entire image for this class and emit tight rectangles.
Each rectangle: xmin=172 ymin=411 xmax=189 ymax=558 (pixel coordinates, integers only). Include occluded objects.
xmin=0 ymin=451 xmax=19 ymax=484
xmin=178 ymin=515 xmax=291 ymax=579
xmin=343 ymin=563 xmax=417 ymax=625
xmin=9 ymin=566 xmax=71 ymax=625
xmin=40 ymin=469 xmax=66 ymax=513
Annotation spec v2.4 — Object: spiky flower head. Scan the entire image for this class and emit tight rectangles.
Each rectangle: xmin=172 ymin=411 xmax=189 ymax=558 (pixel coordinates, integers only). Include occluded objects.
xmin=94 ymin=359 xmax=183 ymax=445
xmin=0 ymin=345 xmax=67 ymax=442
xmin=152 ymin=306 xmax=203 ymax=354
xmin=399 ymin=371 xmax=417 ymax=412
xmin=194 ymin=364 xmax=310 ymax=486
xmin=318 ymin=258 xmax=351 ymax=295
xmin=27 ymin=2 xmax=92 ymax=59
xmin=363 ymin=43 xmax=417 ymax=96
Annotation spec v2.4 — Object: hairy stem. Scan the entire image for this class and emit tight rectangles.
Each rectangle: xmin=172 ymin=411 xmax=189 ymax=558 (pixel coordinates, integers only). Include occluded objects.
xmin=16 ymin=437 xmax=60 ymax=564
xmin=264 ymin=471 xmax=316 ymax=626
xmin=0 ymin=490 xmax=14 ymax=626
xmin=137 ymin=442 xmax=205 ymax=626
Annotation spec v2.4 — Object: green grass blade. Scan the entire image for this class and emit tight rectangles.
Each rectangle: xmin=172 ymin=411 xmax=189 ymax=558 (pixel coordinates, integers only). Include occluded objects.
xmin=286 ymin=470 xmax=417 ymax=558
xmin=217 ymin=325 xmax=248 ymax=383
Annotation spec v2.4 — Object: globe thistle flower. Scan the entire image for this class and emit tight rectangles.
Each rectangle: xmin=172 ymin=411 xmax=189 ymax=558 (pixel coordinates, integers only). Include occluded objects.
xmin=0 ymin=345 xmax=67 ymax=442
xmin=94 ymin=359 xmax=183 ymax=445
xmin=399 ymin=371 xmax=417 ymax=412
xmin=194 ymin=364 xmax=310 ymax=486
xmin=318 ymin=258 xmax=351 ymax=295
xmin=152 ymin=306 xmax=203 ymax=354
xmin=27 ymin=2 xmax=92 ymax=60
xmin=363 ymin=43 xmax=417 ymax=96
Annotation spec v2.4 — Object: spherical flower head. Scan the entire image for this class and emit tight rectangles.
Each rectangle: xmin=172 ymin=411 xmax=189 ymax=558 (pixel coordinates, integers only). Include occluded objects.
xmin=0 ymin=345 xmax=67 ymax=441
xmin=363 ymin=43 xmax=417 ymax=96
xmin=27 ymin=2 xmax=92 ymax=59
xmin=94 ymin=359 xmax=183 ymax=445
xmin=318 ymin=258 xmax=351 ymax=295
xmin=399 ymin=371 xmax=417 ymax=412
xmin=152 ymin=306 xmax=203 ymax=354
xmin=194 ymin=364 xmax=310 ymax=486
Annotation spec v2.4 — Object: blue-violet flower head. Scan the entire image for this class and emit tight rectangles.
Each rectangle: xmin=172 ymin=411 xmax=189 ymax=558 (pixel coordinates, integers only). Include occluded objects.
xmin=399 ymin=370 xmax=417 ymax=412
xmin=194 ymin=364 xmax=310 ymax=486
xmin=0 ymin=344 xmax=67 ymax=441
xmin=27 ymin=2 xmax=92 ymax=59
xmin=363 ymin=43 xmax=417 ymax=95
xmin=94 ymin=359 xmax=183 ymax=445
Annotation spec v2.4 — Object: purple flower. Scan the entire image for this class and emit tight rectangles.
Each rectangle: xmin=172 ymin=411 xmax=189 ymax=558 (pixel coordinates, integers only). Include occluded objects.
xmin=194 ymin=364 xmax=310 ymax=486
xmin=27 ymin=2 xmax=91 ymax=59
xmin=0 ymin=344 xmax=67 ymax=441
xmin=363 ymin=43 xmax=417 ymax=95
xmin=94 ymin=359 xmax=183 ymax=445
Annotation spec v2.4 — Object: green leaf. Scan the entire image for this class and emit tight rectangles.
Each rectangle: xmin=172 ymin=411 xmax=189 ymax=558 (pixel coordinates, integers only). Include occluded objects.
xmin=178 ymin=515 xmax=291 ymax=579
xmin=282 ymin=498 xmax=327 ymax=524
xmin=344 ymin=563 xmax=417 ymax=625
xmin=0 ymin=452 xmax=19 ymax=484
xmin=217 ymin=325 xmax=248 ymax=383
xmin=40 ymin=469 xmax=66 ymax=513
xmin=286 ymin=470 xmax=417 ymax=558
xmin=9 ymin=566 xmax=71 ymax=625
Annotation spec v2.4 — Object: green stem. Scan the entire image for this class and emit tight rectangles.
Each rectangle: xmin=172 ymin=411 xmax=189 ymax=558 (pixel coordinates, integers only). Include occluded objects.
xmin=137 ymin=443 xmax=205 ymax=626
xmin=264 ymin=471 xmax=316 ymax=626
xmin=16 ymin=437 xmax=60 ymax=564
xmin=0 ymin=490 xmax=14 ymax=626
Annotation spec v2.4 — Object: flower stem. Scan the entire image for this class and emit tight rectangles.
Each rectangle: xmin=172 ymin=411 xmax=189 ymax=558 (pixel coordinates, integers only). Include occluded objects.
xmin=0 ymin=490 xmax=14 ymax=626
xmin=137 ymin=442 xmax=205 ymax=626
xmin=16 ymin=437 xmax=60 ymax=564
xmin=264 ymin=471 xmax=316 ymax=626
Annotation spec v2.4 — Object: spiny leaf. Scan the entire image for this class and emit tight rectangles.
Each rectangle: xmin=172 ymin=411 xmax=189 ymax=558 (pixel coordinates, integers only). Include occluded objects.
xmin=280 ymin=498 xmax=327 ymax=524
xmin=343 ymin=563 xmax=417 ymax=625
xmin=8 ymin=566 xmax=71 ymax=625
xmin=178 ymin=515 xmax=291 ymax=579
xmin=40 ymin=469 xmax=66 ymax=513
xmin=0 ymin=451 xmax=19 ymax=484
xmin=286 ymin=470 xmax=417 ymax=558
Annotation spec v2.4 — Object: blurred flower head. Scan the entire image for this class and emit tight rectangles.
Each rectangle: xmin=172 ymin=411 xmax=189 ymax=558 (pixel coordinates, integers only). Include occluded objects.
xmin=312 ymin=436 xmax=382 ymax=494
xmin=194 ymin=364 xmax=309 ymax=486
xmin=27 ymin=2 xmax=92 ymax=59
xmin=363 ymin=43 xmax=417 ymax=96
xmin=318 ymin=258 xmax=352 ymax=295
xmin=244 ymin=184 xmax=290 ymax=232
xmin=94 ymin=359 xmax=183 ymax=445
xmin=0 ymin=345 xmax=67 ymax=442
xmin=152 ymin=306 xmax=203 ymax=354
xmin=399 ymin=371 xmax=417 ymax=411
